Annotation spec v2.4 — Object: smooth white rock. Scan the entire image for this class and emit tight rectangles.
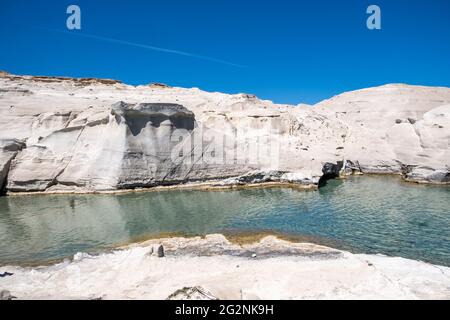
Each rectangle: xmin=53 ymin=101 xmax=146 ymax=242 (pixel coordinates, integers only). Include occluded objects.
xmin=1 ymin=73 xmax=449 ymax=193
xmin=1 ymin=235 xmax=449 ymax=300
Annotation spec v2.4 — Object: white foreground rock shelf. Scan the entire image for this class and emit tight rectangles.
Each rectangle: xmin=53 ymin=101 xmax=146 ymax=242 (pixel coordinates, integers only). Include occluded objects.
xmin=1 ymin=235 xmax=449 ymax=300
xmin=1 ymin=72 xmax=449 ymax=193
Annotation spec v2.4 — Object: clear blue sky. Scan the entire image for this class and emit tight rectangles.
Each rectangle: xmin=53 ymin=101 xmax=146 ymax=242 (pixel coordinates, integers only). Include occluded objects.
xmin=0 ymin=0 xmax=449 ymax=104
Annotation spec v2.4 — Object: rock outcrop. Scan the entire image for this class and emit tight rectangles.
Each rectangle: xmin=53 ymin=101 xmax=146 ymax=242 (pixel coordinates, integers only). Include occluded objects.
xmin=166 ymin=286 xmax=218 ymax=300
xmin=0 ymin=139 xmax=25 ymax=194
xmin=2 ymin=235 xmax=450 ymax=300
xmin=1 ymin=73 xmax=449 ymax=193
xmin=315 ymin=84 xmax=450 ymax=183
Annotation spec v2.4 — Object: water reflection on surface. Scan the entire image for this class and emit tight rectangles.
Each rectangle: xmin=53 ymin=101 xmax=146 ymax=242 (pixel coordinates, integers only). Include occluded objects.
xmin=0 ymin=176 xmax=449 ymax=266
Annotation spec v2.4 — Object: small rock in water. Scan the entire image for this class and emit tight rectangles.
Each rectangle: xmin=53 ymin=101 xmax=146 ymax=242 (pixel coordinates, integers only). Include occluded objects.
xmin=251 ymin=253 xmax=257 ymax=258
xmin=157 ymin=245 xmax=165 ymax=257
xmin=0 ymin=290 xmax=16 ymax=300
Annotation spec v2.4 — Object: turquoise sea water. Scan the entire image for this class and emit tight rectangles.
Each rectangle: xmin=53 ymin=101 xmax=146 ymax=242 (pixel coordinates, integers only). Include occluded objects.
xmin=0 ymin=176 xmax=449 ymax=266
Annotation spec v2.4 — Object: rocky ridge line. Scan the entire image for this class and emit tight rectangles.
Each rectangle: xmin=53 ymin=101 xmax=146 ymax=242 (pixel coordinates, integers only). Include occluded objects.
xmin=0 ymin=72 xmax=449 ymax=194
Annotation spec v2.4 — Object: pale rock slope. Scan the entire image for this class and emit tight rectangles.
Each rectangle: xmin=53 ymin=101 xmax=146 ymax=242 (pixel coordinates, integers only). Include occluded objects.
xmin=1 ymin=235 xmax=449 ymax=300
xmin=315 ymin=84 xmax=450 ymax=182
xmin=0 ymin=72 xmax=449 ymax=193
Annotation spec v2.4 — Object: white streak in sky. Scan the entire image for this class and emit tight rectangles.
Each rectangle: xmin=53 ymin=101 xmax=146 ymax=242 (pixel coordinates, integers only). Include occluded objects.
xmin=37 ymin=27 xmax=246 ymax=68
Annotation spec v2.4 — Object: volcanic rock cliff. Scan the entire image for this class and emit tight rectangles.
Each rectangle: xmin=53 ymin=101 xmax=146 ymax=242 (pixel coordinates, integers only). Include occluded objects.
xmin=0 ymin=72 xmax=449 ymax=193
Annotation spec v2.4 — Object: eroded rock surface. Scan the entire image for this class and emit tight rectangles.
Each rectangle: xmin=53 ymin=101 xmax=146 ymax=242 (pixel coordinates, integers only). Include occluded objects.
xmin=1 ymin=235 xmax=449 ymax=300
xmin=315 ymin=85 xmax=450 ymax=183
xmin=0 ymin=139 xmax=25 ymax=193
xmin=1 ymin=72 xmax=449 ymax=193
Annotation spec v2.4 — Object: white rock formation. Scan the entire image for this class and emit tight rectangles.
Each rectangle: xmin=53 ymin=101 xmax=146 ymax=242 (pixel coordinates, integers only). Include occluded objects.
xmin=1 ymin=72 xmax=449 ymax=193
xmin=316 ymin=84 xmax=450 ymax=182
xmin=1 ymin=235 xmax=449 ymax=300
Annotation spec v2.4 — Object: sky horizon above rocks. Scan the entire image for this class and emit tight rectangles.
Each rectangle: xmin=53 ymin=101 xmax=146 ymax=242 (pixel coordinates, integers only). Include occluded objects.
xmin=0 ymin=0 xmax=449 ymax=105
